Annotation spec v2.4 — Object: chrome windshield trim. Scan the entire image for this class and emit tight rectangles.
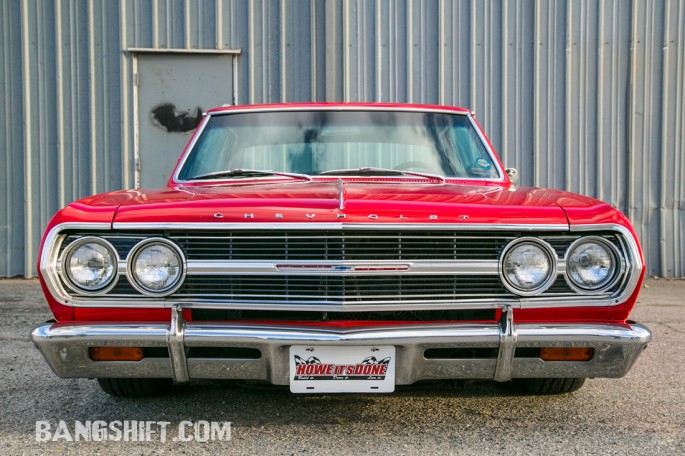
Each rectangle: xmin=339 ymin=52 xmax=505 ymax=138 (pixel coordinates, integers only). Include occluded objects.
xmin=171 ymin=106 xmax=506 ymax=185
xmin=465 ymin=113 xmax=506 ymax=182
xmin=112 ymin=222 xmax=570 ymax=231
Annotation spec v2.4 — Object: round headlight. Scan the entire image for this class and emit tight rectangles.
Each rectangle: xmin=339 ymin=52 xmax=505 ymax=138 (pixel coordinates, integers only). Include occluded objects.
xmin=566 ymin=237 xmax=620 ymax=292
xmin=500 ymin=239 xmax=557 ymax=295
xmin=127 ymin=239 xmax=185 ymax=296
xmin=62 ymin=237 xmax=118 ymax=293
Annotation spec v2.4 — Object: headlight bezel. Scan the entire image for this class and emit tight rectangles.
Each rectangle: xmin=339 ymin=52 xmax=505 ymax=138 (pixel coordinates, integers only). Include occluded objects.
xmin=59 ymin=236 xmax=120 ymax=295
xmin=499 ymin=237 xmax=558 ymax=296
xmin=126 ymin=238 xmax=186 ymax=297
xmin=564 ymin=236 xmax=623 ymax=294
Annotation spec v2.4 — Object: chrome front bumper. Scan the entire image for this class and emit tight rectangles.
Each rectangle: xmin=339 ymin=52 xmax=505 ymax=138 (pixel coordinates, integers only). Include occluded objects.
xmin=32 ymin=307 xmax=651 ymax=385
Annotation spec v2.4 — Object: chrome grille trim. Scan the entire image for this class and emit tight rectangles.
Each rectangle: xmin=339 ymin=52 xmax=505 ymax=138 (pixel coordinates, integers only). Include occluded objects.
xmin=183 ymin=260 xmax=499 ymax=276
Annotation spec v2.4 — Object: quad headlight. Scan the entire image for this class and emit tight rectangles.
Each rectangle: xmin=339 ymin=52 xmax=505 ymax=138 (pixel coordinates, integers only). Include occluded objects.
xmin=61 ymin=237 xmax=118 ymax=294
xmin=127 ymin=238 xmax=185 ymax=296
xmin=500 ymin=238 xmax=557 ymax=296
xmin=565 ymin=237 xmax=621 ymax=292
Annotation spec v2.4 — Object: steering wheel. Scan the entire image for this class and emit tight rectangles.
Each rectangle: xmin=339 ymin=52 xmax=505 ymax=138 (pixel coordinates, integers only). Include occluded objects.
xmin=393 ymin=161 xmax=440 ymax=173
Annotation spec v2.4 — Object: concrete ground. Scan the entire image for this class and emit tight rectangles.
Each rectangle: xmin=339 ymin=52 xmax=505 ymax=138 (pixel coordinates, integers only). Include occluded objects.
xmin=0 ymin=278 xmax=683 ymax=455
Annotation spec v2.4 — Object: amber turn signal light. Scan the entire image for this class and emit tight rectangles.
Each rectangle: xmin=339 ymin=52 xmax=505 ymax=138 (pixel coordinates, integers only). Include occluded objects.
xmin=540 ymin=347 xmax=593 ymax=362
xmin=89 ymin=347 xmax=144 ymax=361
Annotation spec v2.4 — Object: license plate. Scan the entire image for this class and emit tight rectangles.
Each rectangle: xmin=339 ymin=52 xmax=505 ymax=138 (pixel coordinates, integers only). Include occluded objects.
xmin=289 ymin=345 xmax=396 ymax=393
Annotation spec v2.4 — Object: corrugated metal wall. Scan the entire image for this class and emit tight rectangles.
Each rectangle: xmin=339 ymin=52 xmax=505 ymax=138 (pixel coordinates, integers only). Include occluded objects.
xmin=1 ymin=0 xmax=683 ymax=278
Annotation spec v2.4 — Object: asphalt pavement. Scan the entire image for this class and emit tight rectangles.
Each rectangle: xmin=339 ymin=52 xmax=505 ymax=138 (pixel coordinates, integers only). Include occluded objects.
xmin=0 ymin=278 xmax=683 ymax=455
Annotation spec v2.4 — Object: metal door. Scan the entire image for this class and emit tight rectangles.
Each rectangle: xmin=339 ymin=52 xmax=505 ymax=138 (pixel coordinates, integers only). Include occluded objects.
xmin=135 ymin=52 xmax=237 ymax=188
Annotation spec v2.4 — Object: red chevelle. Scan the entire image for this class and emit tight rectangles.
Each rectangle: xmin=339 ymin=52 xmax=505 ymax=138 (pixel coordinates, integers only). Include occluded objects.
xmin=33 ymin=103 xmax=651 ymax=396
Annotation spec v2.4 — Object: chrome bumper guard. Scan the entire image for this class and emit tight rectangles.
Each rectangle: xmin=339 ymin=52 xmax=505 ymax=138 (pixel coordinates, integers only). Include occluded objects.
xmin=32 ymin=306 xmax=651 ymax=385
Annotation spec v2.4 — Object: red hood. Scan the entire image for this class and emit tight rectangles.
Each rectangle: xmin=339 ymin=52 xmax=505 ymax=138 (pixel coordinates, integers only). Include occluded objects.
xmin=56 ymin=181 xmax=617 ymax=227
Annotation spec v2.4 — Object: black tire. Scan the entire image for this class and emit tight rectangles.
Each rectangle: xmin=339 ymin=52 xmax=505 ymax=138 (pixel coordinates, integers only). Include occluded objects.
xmin=513 ymin=378 xmax=585 ymax=395
xmin=96 ymin=378 xmax=173 ymax=397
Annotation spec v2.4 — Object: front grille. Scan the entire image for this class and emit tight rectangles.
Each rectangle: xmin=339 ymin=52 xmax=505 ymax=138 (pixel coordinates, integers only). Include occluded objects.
xmin=177 ymin=275 xmax=510 ymax=302
xmin=106 ymin=274 xmax=575 ymax=303
xmin=171 ymin=231 xmax=513 ymax=261
xmin=191 ymin=308 xmax=496 ymax=322
xmin=58 ymin=229 xmax=624 ymax=309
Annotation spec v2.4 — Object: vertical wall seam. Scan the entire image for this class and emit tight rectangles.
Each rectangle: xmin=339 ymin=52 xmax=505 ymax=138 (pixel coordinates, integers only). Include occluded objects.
xmin=20 ymin=0 xmax=32 ymax=277
xmin=406 ymin=0 xmax=413 ymax=103
xmin=564 ymin=0 xmax=572 ymax=191
xmin=184 ymin=0 xmax=190 ymax=48
xmin=216 ymin=0 xmax=222 ymax=49
xmin=120 ymin=0 xmax=132 ymax=189
xmin=87 ymin=0 xmax=96 ymax=195
xmin=152 ymin=0 xmax=159 ymax=48
xmin=56 ymin=0 xmax=66 ymax=208
xmin=659 ymin=2 xmax=671 ymax=272
xmin=375 ymin=0 xmax=381 ymax=102
xmin=280 ymin=0 xmax=286 ymax=102
xmin=596 ymin=0 xmax=605 ymax=202
xmin=532 ymin=0 xmax=540 ymax=187
xmin=675 ymin=0 xmax=682 ymax=276
xmin=627 ymin=0 xmax=637 ymax=226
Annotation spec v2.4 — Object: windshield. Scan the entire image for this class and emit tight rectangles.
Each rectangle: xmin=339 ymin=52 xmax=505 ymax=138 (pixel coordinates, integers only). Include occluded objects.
xmin=177 ymin=110 xmax=501 ymax=181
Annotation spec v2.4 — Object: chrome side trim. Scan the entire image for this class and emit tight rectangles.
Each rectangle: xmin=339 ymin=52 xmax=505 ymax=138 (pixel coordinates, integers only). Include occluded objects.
xmin=493 ymin=306 xmax=516 ymax=382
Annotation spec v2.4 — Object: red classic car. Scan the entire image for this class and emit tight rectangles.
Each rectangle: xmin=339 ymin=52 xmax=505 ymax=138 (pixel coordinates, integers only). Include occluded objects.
xmin=32 ymin=103 xmax=651 ymax=397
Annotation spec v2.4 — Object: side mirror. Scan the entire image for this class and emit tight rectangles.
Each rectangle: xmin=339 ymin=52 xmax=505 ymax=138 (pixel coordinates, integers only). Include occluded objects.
xmin=505 ymin=168 xmax=519 ymax=186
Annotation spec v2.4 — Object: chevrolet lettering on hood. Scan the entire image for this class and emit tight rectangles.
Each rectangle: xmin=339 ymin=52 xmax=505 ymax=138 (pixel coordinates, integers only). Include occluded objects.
xmin=32 ymin=103 xmax=650 ymax=398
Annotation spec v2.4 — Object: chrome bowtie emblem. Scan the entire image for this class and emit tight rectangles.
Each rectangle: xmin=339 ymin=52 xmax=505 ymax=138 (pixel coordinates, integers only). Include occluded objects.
xmin=305 ymin=214 xmax=316 ymax=219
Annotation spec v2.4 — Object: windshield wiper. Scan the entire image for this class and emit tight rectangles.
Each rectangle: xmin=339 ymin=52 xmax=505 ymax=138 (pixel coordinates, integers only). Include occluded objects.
xmin=319 ymin=167 xmax=445 ymax=183
xmin=189 ymin=168 xmax=312 ymax=182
